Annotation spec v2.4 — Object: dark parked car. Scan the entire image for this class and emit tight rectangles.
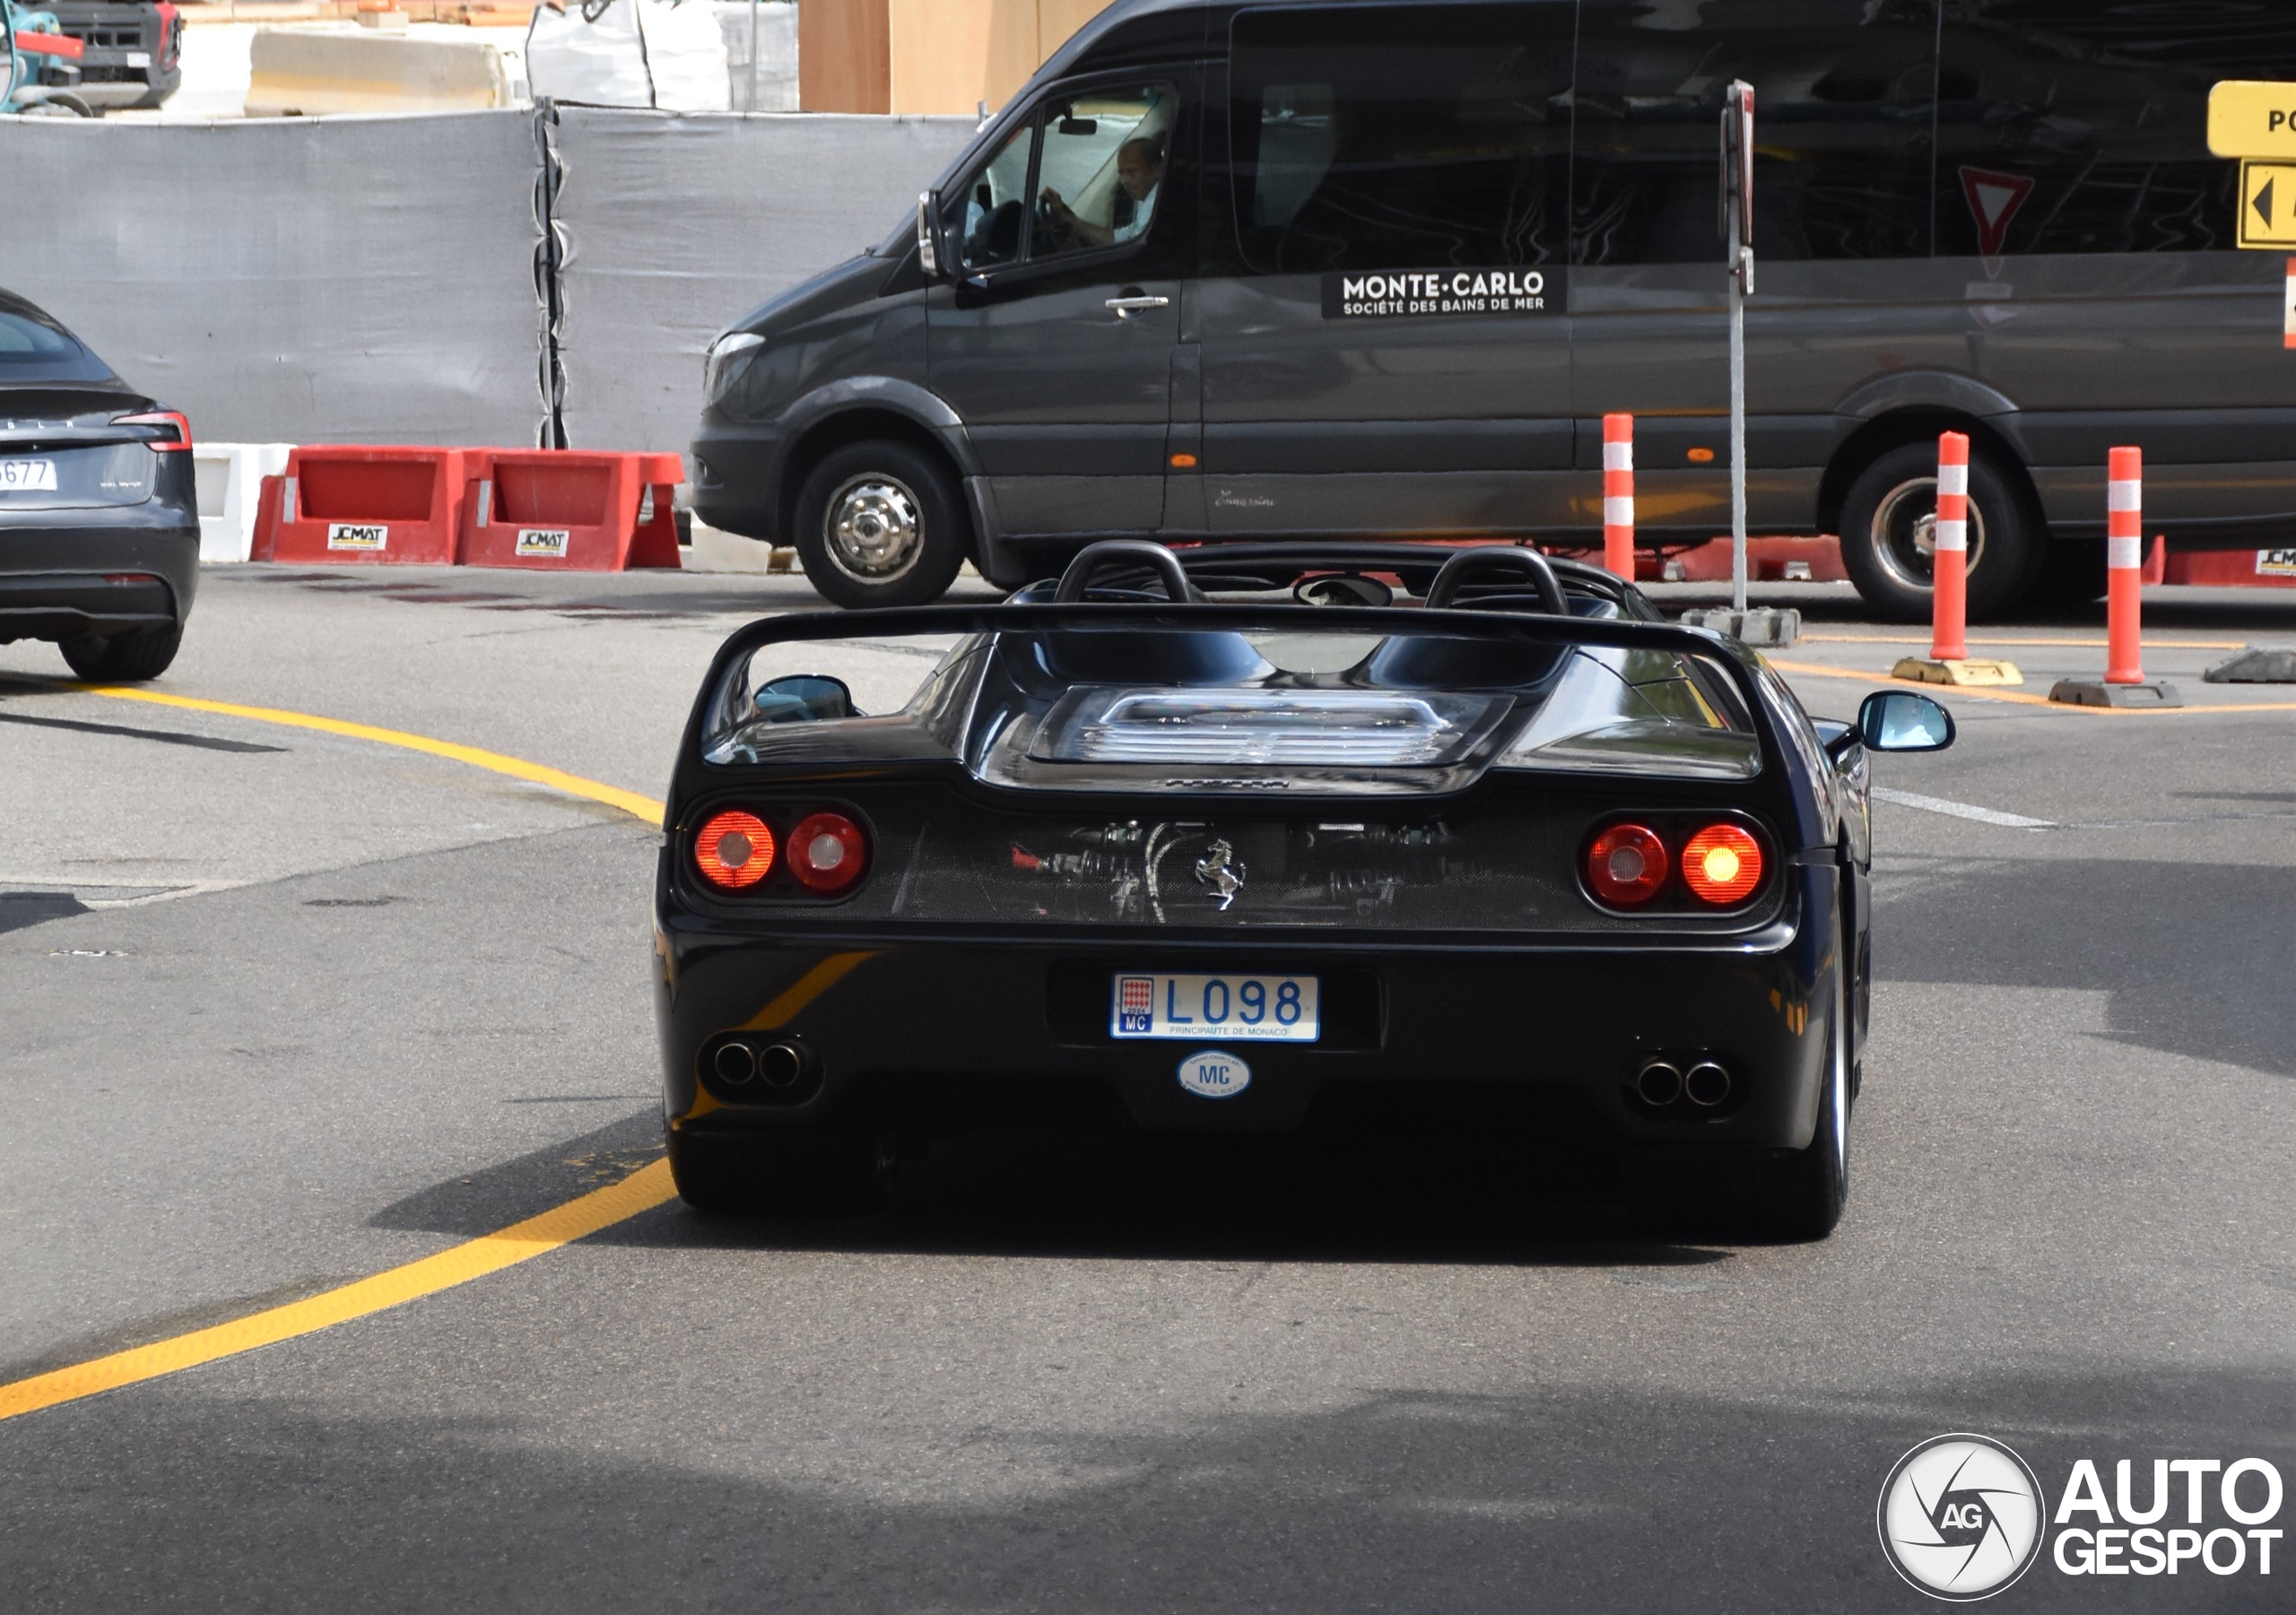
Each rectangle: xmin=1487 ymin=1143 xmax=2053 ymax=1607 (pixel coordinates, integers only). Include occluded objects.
xmin=0 ymin=288 xmax=196 ymax=681
xmin=653 ymin=539 xmax=1958 ymax=1238
xmin=693 ymin=0 xmax=2296 ymax=619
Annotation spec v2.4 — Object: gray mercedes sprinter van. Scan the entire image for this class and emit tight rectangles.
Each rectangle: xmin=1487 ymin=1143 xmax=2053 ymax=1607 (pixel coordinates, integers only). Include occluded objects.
xmin=691 ymin=0 xmax=2296 ymax=616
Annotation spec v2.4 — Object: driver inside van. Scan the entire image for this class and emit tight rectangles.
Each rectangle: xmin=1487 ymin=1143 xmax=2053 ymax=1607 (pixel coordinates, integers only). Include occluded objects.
xmin=1040 ymin=136 xmax=1164 ymax=249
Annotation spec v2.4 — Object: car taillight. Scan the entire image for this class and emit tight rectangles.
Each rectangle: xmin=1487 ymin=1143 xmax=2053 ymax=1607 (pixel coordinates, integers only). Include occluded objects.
xmin=112 ymin=411 xmax=191 ymax=452
xmin=695 ymin=810 xmax=773 ymax=890
xmin=1682 ymin=823 xmax=1763 ymax=906
xmin=1586 ymin=822 xmax=1668 ymax=907
xmin=788 ymin=812 xmax=868 ymax=895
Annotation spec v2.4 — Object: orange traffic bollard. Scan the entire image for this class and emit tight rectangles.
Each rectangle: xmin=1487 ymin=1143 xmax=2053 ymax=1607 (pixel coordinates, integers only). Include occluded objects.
xmin=1602 ymin=413 xmax=1633 ymax=581
xmin=1930 ymin=431 xmax=1970 ymax=662
xmin=2104 ymin=446 xmax=2145 ymax=684
xmin=1889 ymin=430 xmax=2020 ymax=686
xmin=2049 ymin=444 xmax=2180 ymax=707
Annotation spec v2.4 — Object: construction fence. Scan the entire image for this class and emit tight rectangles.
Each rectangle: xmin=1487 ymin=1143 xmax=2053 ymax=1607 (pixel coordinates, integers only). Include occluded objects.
xmin=0 ymin=105 xmax=977 ymax=457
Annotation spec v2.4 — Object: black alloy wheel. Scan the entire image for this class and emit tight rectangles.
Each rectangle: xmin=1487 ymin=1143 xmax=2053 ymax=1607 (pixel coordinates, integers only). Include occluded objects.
xmin=665 ymin=1125 xmax=883 ymax=1216
xmin=792 ymin=439 xmax=968 ymax=610
xmin=60 ymin=625 xmax=182 ymax=682
xmin=1838 ymin=439 xmax=2044 ymax=622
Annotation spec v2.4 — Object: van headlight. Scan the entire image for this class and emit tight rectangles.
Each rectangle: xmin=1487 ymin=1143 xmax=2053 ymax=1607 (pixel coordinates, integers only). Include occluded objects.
xmin=704 ymin=332 xmax=766 ymax=409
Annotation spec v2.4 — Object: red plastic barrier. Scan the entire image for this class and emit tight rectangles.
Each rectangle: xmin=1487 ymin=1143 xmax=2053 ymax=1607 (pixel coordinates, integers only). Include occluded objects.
xmin=2161 ymin=547 xmax=2296 ymax=589
xmin=251 ymin=446 xmax=467 ymax=565
xmin=1638 ymin=535 xmax=1848 ymax=584
xmin=459 ymin=450 xmax=684 ymax=571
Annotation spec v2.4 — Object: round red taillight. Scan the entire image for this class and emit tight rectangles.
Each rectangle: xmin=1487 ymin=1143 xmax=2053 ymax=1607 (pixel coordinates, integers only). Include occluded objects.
xmin=695 ymin=810 xmax=774 ymax=890
xmin=1586 ymin=823 xmax=1669 ymax=907
xmin=1681 ymin=823 xmax=1764 ymax=906
xmin=788 ymin=812 xmax=868 ymax=895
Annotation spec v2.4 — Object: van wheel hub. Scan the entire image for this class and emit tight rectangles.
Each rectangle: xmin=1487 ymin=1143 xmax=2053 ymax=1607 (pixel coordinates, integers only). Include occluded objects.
xmin=824 ymin=476 xmax=924 ymax=578
xmin=1871 ymin=476 xmax=1987 ymax=592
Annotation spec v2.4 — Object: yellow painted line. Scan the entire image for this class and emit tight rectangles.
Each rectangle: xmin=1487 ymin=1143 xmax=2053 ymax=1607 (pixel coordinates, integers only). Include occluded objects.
xmin=740 ymin=950 xmax=883 ymax=1031
xmin=0 ymin=1159 xmax=675 ymax=1425
xmin=74 ymin=683 xmax=665 ymax=827
xmin=1766 ymin=658 xmax=2296 ymax=716
xmin=1801 ymin=633 xmax=2248 ymax=650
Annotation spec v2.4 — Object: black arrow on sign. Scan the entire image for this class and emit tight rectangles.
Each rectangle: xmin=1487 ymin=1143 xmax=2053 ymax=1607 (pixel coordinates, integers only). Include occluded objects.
xmin=2257 ymin=176 xmax=2276 ymax=230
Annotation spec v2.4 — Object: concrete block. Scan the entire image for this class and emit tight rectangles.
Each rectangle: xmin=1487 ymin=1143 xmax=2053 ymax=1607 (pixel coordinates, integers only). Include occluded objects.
xmin=1679 ymin=606 xmax=1802 ymax=648
xmin=687 ymin=519 xmax=798 ymax=574
xmin=1891 ymin=656 xmax=2023 ymax=687
xmin=245 ymin=26 xmax=515 ymax=115
xmin=2203 ymin=646 xmax=2296 ymax=683
xmin=193 ymin=441 xmax=294 ymax=563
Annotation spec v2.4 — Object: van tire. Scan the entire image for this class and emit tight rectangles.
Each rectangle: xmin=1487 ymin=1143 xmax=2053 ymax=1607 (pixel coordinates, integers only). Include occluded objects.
xmin=793 ymin=440 xmax=968 ymax=610
xmin=1838 ymin=441 xmax=2042 ymax=622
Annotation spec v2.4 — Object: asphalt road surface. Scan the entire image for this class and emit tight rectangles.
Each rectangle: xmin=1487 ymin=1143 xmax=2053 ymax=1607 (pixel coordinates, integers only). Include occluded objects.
xmin=3 ymin=565 xmax=2292 ymax=1612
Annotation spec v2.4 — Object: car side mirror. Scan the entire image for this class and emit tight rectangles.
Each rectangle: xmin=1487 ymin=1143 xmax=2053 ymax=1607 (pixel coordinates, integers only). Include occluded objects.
xmin=1857 ymin=690 xmax=1954 ymax=752
xmin=753 ymin=675 xmax=857 ymax=724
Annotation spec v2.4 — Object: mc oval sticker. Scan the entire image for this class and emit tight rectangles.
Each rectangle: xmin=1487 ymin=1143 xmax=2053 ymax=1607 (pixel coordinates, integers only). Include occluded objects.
xmin=1177 ymin=1049 xmax=1250 ymax=1098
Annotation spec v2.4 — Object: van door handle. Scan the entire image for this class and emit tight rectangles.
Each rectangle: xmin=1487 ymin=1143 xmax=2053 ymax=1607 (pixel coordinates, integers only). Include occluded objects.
xmin=1105 ymin=292 xmax=1171 ymax=317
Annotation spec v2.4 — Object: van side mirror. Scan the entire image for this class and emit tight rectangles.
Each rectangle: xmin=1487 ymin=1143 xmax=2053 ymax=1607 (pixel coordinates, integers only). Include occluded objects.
xmin=916 ymin=191 xmax=941 ymax=277
xmin=1857 ymin=690 xmax=1953 ymax=752
xmin=754 ymin=675 xmax=857 ymax=724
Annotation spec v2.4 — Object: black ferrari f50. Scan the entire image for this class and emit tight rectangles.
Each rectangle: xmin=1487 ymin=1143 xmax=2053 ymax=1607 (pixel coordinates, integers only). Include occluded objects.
xmin=653 ymin=542 xmax=1955 ymax=1238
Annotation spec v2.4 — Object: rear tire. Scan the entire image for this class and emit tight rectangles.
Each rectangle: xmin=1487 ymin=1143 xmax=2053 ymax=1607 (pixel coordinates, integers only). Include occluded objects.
xmin=666 ymin=1126 xmax=882 ymax=1216
xmin=1838 ymin=440 xmax=2043 ymax=622
xmin=1746 ymin=926 xmax=1852 ymax=1241
xmin=60 ymin=625 xmax=182 ymax=682
xmin=792 ymin=439 xmax=968 ymax=610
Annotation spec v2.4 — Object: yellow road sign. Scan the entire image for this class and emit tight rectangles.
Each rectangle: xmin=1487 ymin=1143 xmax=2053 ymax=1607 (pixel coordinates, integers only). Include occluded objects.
xmin=2210 ymin=81 xmax=2296 ymax=158
xmin=2240 ymin=161 xmax=2296 ymax=247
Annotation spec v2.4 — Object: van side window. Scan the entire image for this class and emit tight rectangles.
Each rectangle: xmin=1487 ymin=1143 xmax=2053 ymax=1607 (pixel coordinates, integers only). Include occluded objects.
xmin=1034 ymin=87 xmax=1175 ymax=257
xmin=956 ymin=84 xmax=1177 ymax=273
xmin=1936 ymin=3 xmax=2296 ymax=257
xmin=958 ymin=122 xmax=1038 ymax=273
xmin=1225 ymin=3 xmax=1573 ymax=275
xmin=1573 ymin=0 xmax=1936 ymax=266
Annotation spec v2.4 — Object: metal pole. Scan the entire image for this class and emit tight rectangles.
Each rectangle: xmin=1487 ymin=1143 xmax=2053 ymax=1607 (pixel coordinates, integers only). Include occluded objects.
xmin=1724 ymin=81 xmax=1754 ymax=617
xmin=1729 ymin=215 xmax=1748 ymax=614
xmin=746 ymin=0 xmax=758 ymax=112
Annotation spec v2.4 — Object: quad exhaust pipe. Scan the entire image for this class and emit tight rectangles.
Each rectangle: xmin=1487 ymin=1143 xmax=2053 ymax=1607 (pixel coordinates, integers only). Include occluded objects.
xmin=1637 ymin=1056 xmax=1733 ymax=1109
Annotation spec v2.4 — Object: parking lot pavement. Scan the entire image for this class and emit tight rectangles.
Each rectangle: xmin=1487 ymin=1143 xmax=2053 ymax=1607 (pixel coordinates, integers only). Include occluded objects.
xmin=3 ymin=570 xmax=2292 ymax=1611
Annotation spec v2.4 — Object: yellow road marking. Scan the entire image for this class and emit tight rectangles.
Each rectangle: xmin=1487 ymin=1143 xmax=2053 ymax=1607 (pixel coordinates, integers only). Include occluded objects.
xmin=1766 ymin=658 xmax=2296 ymax=715
xmin=72 ymin=683 xmax=665 ymax=827
xmin=740 ymin=951 xmax=883 ymax=1031
xmin=0 ymin=1159 xmax=675 ymax=1424
xmin=1801 ymin=633 xmax=2248 ymax=650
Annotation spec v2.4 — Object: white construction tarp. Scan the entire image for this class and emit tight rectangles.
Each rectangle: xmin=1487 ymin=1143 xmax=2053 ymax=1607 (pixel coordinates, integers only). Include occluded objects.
xmin=0 ymin=110 xmax=539 ymax=447
xmin=552 ymin=108 xmax=976 ymax=453
xmin=0 ymin=107 xmax=979 ymax=460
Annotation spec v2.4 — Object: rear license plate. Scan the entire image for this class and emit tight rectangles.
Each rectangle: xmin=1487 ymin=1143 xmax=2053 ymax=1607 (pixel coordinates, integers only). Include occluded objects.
xmin=1111 ymin=973 xmax=1319 ymax=1042
xmin=0 ymin=458 xmax=57 ymax=492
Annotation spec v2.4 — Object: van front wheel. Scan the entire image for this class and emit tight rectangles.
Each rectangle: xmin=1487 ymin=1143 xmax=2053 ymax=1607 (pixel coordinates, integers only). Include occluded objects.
xmin=1838 ymin=441 xmax=2042 ymax=622
xmin=793 ymin=440 xmax=968 ymax=610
